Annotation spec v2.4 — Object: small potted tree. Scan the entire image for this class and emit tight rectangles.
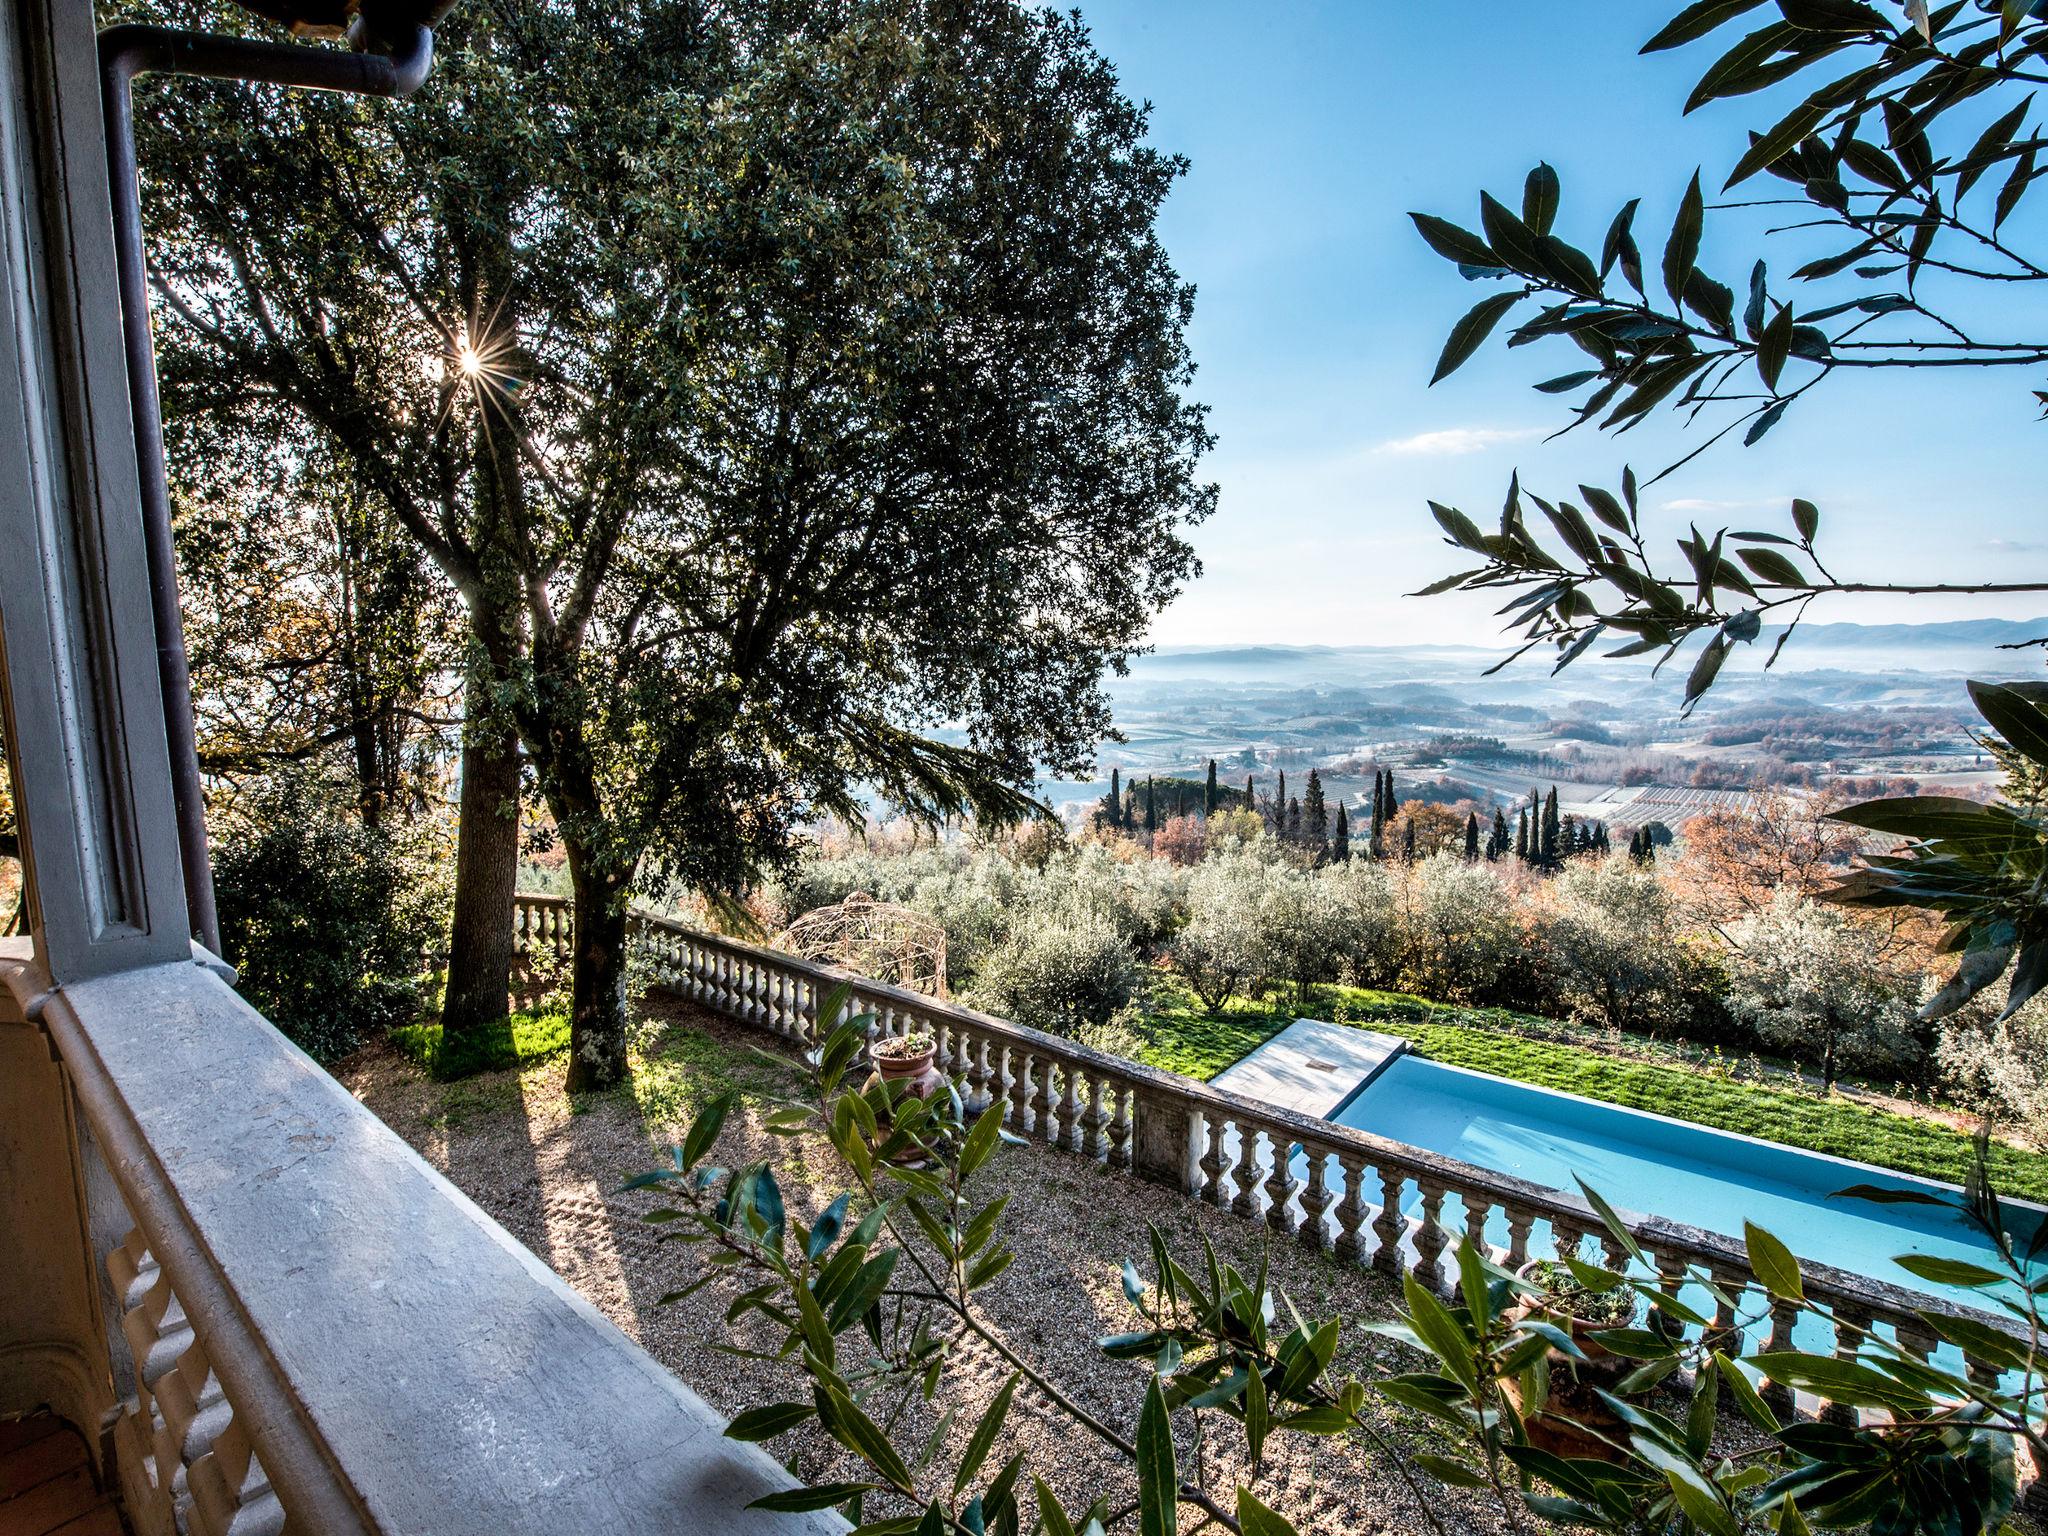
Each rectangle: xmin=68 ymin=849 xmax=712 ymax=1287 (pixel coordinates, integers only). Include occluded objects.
xmin=1499 ymin=1258 xmax=1637 ymax=1460
xmin=868 ymin=1029 xmax=944 ymax=1105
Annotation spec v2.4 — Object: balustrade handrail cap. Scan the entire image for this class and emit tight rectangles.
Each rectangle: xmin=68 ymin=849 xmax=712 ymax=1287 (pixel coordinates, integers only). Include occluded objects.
xmin=20 ymin=950 xmax=842 ymax=1534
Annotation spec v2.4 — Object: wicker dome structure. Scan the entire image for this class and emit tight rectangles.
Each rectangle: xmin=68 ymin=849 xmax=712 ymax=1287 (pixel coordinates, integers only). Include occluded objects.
xmin=773 ymin=892 xmax=948 ymax=999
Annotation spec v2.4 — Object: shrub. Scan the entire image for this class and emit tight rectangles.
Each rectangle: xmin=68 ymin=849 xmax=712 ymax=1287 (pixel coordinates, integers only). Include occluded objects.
xmin=1395 ymin=852 xmax=1523 ymax=1006
xmin=1174 ymin=853 xmax=1275 ymax=1008
xmin=1539 ymin=854 xmax=1701 ymax=1036
xmin=1728 ymin=889 xmax=1922 ymax=1091
xmin=1936 ymin=988 xmax=2048 ymax=1144
xmin=212 ymin=775 xmax=428 ymax=1060
xmin=965 ymin=919 xmax=1140 ymax=1037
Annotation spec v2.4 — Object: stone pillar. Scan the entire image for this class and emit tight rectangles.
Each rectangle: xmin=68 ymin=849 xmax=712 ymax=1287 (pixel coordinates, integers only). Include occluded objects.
xmin=1130 ymin=1086 xmax=1196 ymax=1193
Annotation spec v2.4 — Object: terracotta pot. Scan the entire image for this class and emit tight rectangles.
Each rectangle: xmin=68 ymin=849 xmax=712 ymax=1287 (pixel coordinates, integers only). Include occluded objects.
xmin=871 ymin=1040 xmax=943 ymax=1104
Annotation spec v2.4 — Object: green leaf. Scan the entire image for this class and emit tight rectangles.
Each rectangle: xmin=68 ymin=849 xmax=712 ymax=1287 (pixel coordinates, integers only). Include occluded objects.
xmin=1737 ymin=547 xmax=1809 ymax=587
xmin=1523 ymin=162 xmax=1561 ymax=235
xmin=1757 ymin=301 xmax=1795 ymax=391
xmin=1136 ymin=1377 xmax=1177 ymax=1536
xmin=1035 ymin=1480 xmax=1078 ymax=1536
xmin=1431 ymin=501 xmax=1490 ymax=553
xmin=960 ymin=1102 xmax=1005 ymax=1180
xmin=1235 ymin=1487 xmax=1299 ymax=1536
xmin=1743 ymin=1222 xmax=1805 ymax=1303
xmin=1479 ymin=191 xmax=1547 ymax=275
xmin=1713 ymin=1354 xmax=1782 ymax=1434
xmin=1409 ymin=212 xmax=1504 ymax=269
xmin=1574 ymin=1180 xmax=1646 ymax=1265
xmin=954 ymin=1371 xmax=1020 ymax=1495
xmin=726 ymin=1402 xmax=816 ymax=1441
xmin=808 ymin=1193 xmax=851 ymax=1262
xmin=1432 ymin=291 xmax=1523 ymax=384
xmin=1642 ymin=0 xmax=1770 ymax=52
xmin=1791 ymin=497 xmax=1819 ymax=541
xmin=681 ymin=1091 xmax=736 ymax=1172
xmin=1969 ymin=679 xmax=2048 ymax=768
xmin=1663 ymin=171 xmax=1705 ymax=306
xmin=817 ymin=1385 xmax=915 ymax=1492
xmin=1891 ymin=1253 xmax=2006 ymax=1289
xmin=748 ymin=1483 xmax=883 ymax=1513
xmin=1728 ymin=99 xmax=1829 ymax=189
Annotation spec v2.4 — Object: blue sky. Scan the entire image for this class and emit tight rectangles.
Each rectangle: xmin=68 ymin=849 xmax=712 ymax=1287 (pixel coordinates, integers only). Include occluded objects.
xmin=1074 ymin=2 xmax=2048 ymax=649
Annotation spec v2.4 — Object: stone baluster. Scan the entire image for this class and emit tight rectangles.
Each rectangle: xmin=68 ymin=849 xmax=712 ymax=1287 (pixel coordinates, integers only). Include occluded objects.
xmin=1030 ymin=1055 xmax=1055 ymax=1142
xmin=1297 ymin=1147 xmax=1333 ymax=1252
xmin=186 ymin=1415 xmax=284 ymax=1536
xmin=965 ymin=1034 xmax=994 ymax=1116
xmin=1892 ymin=1315 xmax=1939 ymax=1369
xmin=1503 ymin=1205 xmax=1535 ymax=1270
xmin=1230 ymin=1126 xmax=1263 ymax=1220
xmin=950 ymin=1024 xmax=974 ymax=1095
xmin=1550 ymin=1214 xmax=1590 ymax=1268
xmin=1107 ymin=1083 xmax=1133 ymax=1169
xmin=1413 ymin=1179 xmax=1450 ymax=1293
xmin=1706 ymin=1263 xmax=1746 ymax=1353
xmin=1372 ymin=1169 xmax=1407 ymax=1276
xmin=1650 ymin=1249 xmax=1693 ymax=1342
xmin=1080 ymin=1075 xmax=1109 ymax=1161
xmin=1196 ymin=1110 xmax=1229 ymax=1206
xmin=1456 ymin=1192 xmax=1493 ymax=1266
xmin=1761 ymin=1297 xmax=1801 ymax=1414
xmin=1823 ymin=1303 xmax=1873 ymax=1426
xmin=1007 ymin=1048 xmax=1034 ymax=1133
xmin=1330 ymin=1154 xmax=1368 ymax=1265
xmin=1055 ymin=1062 xmax=1082 ymax=1151
xmin=1263 ymin=1131 xmax=1301 ymax=1237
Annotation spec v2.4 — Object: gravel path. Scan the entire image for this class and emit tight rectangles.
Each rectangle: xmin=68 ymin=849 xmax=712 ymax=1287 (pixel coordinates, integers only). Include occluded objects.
xmin=338 ymin=997 xmax=1579 ymax=1536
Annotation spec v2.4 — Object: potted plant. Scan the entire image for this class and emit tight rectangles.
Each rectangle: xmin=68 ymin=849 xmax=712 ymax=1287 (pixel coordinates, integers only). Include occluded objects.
xmin=868 ymin=1030 xmax=943 ymax=1105
xmin=1499 ymin=1258 xmax=1638 ymax=1461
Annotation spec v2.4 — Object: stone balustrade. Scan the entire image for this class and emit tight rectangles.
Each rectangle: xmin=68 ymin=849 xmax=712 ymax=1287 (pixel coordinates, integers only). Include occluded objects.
xmin=514 ymin=891 xmax=2044 ymax=1430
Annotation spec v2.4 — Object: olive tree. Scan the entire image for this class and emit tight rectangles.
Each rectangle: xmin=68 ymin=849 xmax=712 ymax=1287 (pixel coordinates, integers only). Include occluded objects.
xmin=1728 ymin=888 xmax=1921 ymax=1089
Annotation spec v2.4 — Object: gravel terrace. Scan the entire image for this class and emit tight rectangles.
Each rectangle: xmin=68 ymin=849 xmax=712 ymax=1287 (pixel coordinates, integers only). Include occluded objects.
xmin=342 ymin=993 xmax=1522 ymax=1535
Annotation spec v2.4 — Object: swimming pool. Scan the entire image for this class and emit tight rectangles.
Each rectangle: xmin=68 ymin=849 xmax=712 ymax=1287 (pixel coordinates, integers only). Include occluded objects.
xmin=1327 ymin=1054 xmax=2044 ymax=1318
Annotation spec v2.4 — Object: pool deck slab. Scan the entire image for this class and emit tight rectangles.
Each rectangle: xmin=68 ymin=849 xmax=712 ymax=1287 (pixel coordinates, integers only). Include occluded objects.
xmin=1210 ymin=1019 xmax=1406 ymax=1120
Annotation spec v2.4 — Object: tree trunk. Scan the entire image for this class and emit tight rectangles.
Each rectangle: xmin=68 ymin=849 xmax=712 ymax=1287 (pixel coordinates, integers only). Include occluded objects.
xmin=564 ymin=868 xmax=629 ymax=1092
xmin=440 ymin=656 xmax=520 ymax=1042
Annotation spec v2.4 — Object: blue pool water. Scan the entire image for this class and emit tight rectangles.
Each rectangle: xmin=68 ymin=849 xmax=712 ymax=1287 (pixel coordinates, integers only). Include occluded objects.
xmin=1326 ymin=1055 xmax=2044 ymax=1322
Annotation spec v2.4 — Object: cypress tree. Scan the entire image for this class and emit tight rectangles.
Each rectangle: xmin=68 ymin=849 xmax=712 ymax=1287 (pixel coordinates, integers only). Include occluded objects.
xmin=1515 ymin=807 xmax=1529 ymax=860
xmin=1332 ymin=803 xmax=1350 ymax=861
xmin=1143 ymin=776 xmax=1157 ymax=833
xmin=1205 ymin=759 xmax=1219 ymax=817
xmin=1464 ymin=811 xmax=1480 ymax=860
xmin=1104 ymin=767 xmax=1123 ymax=830
xmin=1275 ymin=768 xmax=1288 ymax=834
xmin=1541 ymin=786 xmax=1560 ymax=866
xmin=1491 ymin=807 xmax=1509 ymax=861
xmin=1403 ymin=816 xmax=1416 ymax=862
xmin=1244 ymin=773 xmax=1255 ymax=815
xmin=1177 ymin=782 xmax=1188 ymax=818
xmin=1302 ymin=769 xmax=1328 ymax=857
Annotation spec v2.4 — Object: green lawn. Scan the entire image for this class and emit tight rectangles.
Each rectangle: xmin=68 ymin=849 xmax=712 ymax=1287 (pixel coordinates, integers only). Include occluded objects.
xmin=1138 ymin=979 xmax=2048 ymax=1205
xmin=390 ymin=1006 xmax=571 ymax=1080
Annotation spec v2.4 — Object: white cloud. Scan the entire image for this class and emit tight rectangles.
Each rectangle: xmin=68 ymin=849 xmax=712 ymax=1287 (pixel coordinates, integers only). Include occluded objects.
xmin=1374 ymin=425 xmax=1542 ymax=457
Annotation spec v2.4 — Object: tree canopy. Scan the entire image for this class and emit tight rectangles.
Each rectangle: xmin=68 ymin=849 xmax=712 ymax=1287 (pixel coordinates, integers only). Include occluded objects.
xmin=131 ymin=0 xmax=1213 ymax=1082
